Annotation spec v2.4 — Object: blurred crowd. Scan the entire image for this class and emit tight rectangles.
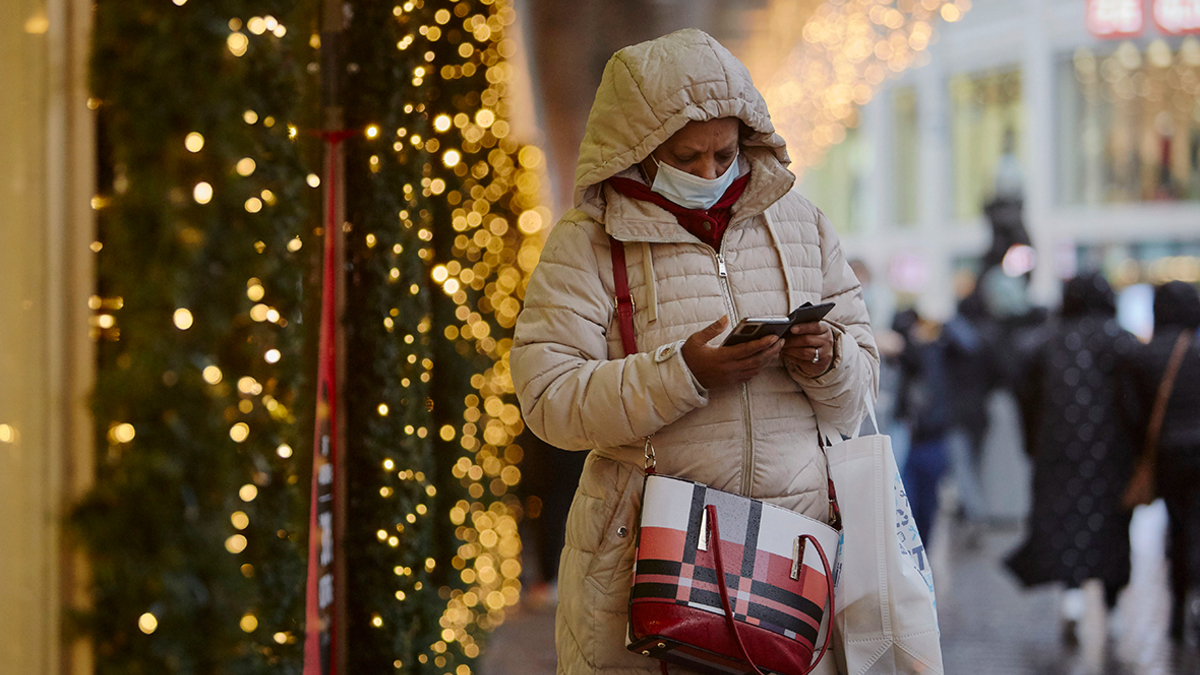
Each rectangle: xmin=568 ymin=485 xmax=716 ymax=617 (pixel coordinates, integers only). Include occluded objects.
xmin=876 ymin=263 xmax=1200 ymax=653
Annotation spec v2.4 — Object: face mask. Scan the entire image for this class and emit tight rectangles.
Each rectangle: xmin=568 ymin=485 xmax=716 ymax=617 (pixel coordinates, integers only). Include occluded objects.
xmin=648 ymin=152 xmax=739 ymax=211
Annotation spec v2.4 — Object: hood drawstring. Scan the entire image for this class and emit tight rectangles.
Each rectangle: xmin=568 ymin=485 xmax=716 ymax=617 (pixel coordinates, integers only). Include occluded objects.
xmin=763 ymin=208 xmax=797 ymax=312
xmin=642 ymin=242 xmax=658 ymax=324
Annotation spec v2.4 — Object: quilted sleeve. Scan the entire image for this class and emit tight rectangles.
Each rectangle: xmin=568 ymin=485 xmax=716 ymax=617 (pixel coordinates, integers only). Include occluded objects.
xmin=787 ymin=208 xmax=880 ymax=436
xmin=509 ymin=219 xmax=709 ymax=452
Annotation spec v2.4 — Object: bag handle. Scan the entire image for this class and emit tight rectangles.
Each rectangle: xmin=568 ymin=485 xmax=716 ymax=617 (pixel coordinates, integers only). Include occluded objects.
xmin=705 ymin=505 xmax=834 ymax=675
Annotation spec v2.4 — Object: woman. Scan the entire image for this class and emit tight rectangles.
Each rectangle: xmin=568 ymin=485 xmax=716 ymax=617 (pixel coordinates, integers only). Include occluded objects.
xmin=1007 ymin=274 xmax=1140 ymax=643
xmin=510 ymin=29 xmax=878 ymax=675
xmin=1131 ymin=281 xmax=1200 ymax=643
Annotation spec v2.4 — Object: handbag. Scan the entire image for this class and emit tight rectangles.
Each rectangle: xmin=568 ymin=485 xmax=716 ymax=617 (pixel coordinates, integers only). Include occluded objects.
xmin=609 ymin=238 xmax=839 ymax=675
xmin=1122 ymin=330 xmax=1193 ymax=510
xmin=823 ymin=402 xmax=944 ymax=675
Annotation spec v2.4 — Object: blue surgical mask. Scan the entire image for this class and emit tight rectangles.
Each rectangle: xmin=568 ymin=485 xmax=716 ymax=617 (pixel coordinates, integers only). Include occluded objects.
xmin=648 ymin=152 xmax=740 ymax=211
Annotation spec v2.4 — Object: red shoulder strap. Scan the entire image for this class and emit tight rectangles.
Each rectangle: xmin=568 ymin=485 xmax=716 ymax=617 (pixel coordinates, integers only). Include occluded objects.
xmin=610 ymin=237 xmax=637 ymax=357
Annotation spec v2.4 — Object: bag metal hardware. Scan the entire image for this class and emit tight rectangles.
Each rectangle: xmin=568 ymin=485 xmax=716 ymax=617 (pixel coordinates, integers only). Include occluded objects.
xmin=643 ymin=437 xmax=656 ymax=472
xmin=698 ymin=507 xmax=709 ymax=551
xmin=791 ymin=535 xmax=806 ymax=580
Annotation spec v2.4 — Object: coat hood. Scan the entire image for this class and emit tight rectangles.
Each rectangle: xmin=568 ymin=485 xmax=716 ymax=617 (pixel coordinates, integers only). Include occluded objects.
xmin=573 ymin=29 xmax=792 ymax=210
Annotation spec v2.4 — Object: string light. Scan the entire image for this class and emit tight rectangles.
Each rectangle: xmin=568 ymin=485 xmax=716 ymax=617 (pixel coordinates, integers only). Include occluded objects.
xmin=751 ymin=0 xmax=969 ymax=169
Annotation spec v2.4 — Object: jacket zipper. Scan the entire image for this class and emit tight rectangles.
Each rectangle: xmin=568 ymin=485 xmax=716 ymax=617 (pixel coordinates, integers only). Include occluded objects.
xmin=710 ymin=245 xmax=755 ymax=497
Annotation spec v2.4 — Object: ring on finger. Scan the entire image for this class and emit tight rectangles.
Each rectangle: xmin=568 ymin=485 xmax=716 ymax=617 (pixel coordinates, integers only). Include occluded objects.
xmin=812 ymin=347 xmax=820 ymax=364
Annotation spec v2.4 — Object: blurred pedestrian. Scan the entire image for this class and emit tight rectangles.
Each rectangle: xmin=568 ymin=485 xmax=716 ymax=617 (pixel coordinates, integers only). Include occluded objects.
xmin=1006 ymin=274 xmax=1140 ymax=644
xmin=893 ymin=309 xmax=950 ymax=545
xmin=942 ymin=293 xmax=996 ymax=537
xmin=1129 ymin=281 xmax=1200 ymax=644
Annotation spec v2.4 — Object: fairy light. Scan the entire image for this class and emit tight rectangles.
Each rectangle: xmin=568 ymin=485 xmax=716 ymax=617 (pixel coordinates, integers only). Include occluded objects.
xmin=751 ymin=0 xmax=970 ymax=169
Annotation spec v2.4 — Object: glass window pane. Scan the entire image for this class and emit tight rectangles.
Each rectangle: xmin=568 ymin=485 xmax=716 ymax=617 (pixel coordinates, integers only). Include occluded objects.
xmin=800 ymin=122 xmax=866 ymax=235
xmin=1057 ymin=38 xmax=1200 ymax=205
xmin=948 ymin=68 xmax=1024 ymax=221
xmin=893 ymin=86 xmax=919 ymax=227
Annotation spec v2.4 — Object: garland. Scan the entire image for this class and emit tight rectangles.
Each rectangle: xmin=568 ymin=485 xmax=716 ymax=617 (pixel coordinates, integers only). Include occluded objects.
xmin=77 ymin=0 xmax=543 ymax=672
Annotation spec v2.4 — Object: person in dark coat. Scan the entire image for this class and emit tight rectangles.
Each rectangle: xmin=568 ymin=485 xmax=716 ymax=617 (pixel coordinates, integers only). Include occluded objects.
xmin=1006 ymin=274 xmax=1140 ymax=640
xmin=942 ymin=294 xmax=997 ymax=530
xmin=1130 ymin=280 xmax=1200 ymax=643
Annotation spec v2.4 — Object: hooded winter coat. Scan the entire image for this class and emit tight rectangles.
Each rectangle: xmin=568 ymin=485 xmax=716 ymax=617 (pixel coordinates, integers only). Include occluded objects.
xmin=510 ymin=29 xmax=879 ymax=675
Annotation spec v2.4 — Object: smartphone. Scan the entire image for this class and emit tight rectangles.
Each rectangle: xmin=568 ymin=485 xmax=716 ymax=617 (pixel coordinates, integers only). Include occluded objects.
xmin=787 ymin=301 xmax=836 ymax=326
xmin=722 ymin=317 xmax=793 ymax=347
xmin=722 ymin=301 xmax=836 ymax=347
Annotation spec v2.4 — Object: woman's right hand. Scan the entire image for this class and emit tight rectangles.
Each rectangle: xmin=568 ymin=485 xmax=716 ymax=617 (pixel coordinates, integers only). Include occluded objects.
xmin=681 ymin=316 xmax=784 ymax=390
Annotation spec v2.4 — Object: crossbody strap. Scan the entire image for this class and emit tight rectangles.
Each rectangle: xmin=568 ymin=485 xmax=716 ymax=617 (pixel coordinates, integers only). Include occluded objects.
xmin=1144 ymin=330 xmax=1193 ymax=463
xmin=610 ymin=237 xmax=638 ymax=356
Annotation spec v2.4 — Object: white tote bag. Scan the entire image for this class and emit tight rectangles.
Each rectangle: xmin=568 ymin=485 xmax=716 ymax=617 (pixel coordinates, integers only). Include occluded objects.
xmin=822 ymin=401 xmax=944 ymax=675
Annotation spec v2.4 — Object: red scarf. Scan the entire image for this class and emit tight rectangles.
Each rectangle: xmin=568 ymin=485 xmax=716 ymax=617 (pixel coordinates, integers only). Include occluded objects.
xmin=606 ymin=171 xmax=751 ymax=250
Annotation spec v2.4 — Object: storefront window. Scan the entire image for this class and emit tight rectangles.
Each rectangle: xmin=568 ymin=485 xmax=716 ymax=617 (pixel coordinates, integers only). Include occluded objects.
xmin=893 ymin=87 xmax=919 ymax=227
xmin=800 ymin=122 xmax=867 ymax=235
xmin=1057 ymin=38 xmax=1200 ymax=205
xmin=948 ymin=68 xmax=1025 ymax=221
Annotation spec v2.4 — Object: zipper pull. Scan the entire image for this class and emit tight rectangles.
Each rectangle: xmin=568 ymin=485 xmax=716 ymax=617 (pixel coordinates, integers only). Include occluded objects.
xmin=716 ymin=254 xmax=728 ymax=278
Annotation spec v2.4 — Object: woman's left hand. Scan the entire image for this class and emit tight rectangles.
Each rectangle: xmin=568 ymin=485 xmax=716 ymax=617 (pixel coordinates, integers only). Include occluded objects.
xmin=781 ymin=321 xmax=834 ymax=377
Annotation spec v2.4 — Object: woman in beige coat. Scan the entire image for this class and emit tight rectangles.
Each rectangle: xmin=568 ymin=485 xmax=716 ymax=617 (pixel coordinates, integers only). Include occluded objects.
xmin=510 ymin=29 xmax=879 ymax=675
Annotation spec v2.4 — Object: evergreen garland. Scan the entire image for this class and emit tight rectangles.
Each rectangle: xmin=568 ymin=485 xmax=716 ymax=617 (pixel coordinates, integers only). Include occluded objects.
xmin=75 ymin=0 xmax=541 ymax=672
xmin=77 ymin=1 xmax=320 ymax=672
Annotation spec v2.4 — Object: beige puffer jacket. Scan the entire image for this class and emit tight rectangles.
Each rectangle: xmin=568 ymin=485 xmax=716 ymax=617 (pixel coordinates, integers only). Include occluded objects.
xmin=510 ymin=29 xmax=879 ymax=675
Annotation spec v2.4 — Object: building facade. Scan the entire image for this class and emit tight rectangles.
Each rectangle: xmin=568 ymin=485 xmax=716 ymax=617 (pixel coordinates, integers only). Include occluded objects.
xmin=804 ymin=0 xmax=1200 ymax=326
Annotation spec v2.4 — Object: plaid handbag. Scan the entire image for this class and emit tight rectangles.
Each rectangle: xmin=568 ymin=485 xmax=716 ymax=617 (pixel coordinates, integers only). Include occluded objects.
xmin=610 ymin=238 xmax=838 ymax=675
xmin=626 ymin=443 xmax=839 ymax=675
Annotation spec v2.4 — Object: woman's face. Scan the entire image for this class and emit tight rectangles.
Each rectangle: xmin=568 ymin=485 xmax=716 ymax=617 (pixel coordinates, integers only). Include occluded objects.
xmin=642 ymin=117 xmax=740 ymax=181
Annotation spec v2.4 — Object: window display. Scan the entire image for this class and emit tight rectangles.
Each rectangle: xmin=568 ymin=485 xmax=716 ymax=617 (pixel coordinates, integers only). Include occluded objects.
xmin=1057 ymin=37 xmax=1200 ymax=205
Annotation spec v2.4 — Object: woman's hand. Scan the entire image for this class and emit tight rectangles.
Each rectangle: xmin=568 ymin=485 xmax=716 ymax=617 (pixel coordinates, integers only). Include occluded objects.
xmin=782 ymin=321 xmax=834 ymax=377
xmin=681 ymin=316 xmax=785 ymax=390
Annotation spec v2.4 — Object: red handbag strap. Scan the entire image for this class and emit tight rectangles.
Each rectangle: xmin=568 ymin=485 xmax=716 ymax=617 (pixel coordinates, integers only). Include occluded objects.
xmin=610 ymin=237 xmax=638 ymax=356
xmin=706 ymin=505 xmax=834 ymax=675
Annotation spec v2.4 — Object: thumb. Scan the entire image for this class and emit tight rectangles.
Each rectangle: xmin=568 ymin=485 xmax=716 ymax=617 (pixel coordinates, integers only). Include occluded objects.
xmin=692 ymin=316 xmax=729 ymax=342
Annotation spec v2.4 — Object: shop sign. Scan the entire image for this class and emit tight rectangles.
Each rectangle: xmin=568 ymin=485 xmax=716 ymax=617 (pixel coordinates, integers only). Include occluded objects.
xmin=1153 ymin=0 xmax=1200 ymax=34
xmin=1087 ymin=0 xmax=1145 ymax=38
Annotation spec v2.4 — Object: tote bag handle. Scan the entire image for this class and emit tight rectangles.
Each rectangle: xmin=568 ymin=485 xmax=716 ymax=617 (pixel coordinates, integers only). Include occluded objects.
xmin=705 ymin=505 xmax=834 ymax=675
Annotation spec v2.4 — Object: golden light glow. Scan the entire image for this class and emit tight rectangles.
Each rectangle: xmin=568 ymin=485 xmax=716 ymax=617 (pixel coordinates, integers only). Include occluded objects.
xmin=752 ymin=0 xmax=966 ymax=169
xmin=366 ymin=125 xmax=381 ymax=139
xmin=239 ymin=484 xmax=258 ymax=502
xmin=138 ymin=613 xmax=158 ymax=634
xmin=202 ymin=365 xmax=223 ymax=384
xmin=173 ymin=308 xmax=194 ymax=330
xmin=277 ymin=444 xmax=293 ymax=458
xmin=193 ymin=182 xmax=213 ymax=204
xmin=227 ymin=33 xmax=249 ymax=57
xmin=237 ymin=157 xmax=257 ymax=176
xmin=184 ymin=132 xmax=205 ymax=153
xmin=287 ymin=237 xmax=303 ymax=252
xmin=239 ymin=613 xmax=258 ymax=632
xmin=245 ymin=197 xmax=263 ymax=213
xmin=225 ymin=534 xmax=248 ymax=554
xmin=264 ymin=348 xmax=281 ymax=364
xmin=306 ymin=173 xmax=321 ymax=188
xmin=0 ymin=424 xmax=15 ymax=444
xmin=229 ymin=422 xmax=250 ymax=443
xmin=231 ymin=511 xmax=250 ymax=530
xmin=110 ymin=423 xmax=136 ymax=444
